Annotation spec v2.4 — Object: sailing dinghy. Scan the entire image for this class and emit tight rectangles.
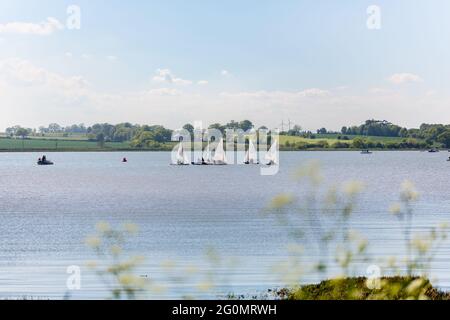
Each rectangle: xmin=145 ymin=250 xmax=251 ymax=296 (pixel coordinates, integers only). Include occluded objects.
xmin=244 ymin=140 xmax=259 ymax=164
xmin=265 ymin=140 xmax=278 ymax=166
xmin=192 ymin=143 xmax=212 ymax=165
xmin=172 ymin=142 xmax=190 ymax=165
xmin=213 ymin=139 xmax=227 ymax=165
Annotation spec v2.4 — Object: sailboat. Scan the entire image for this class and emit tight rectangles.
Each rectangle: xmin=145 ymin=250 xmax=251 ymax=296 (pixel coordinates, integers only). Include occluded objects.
xmin=172 ymin=142 xmax=190 ymax=165
xmin=192 ymin=143 xmax=212 ymax=165
xmin=265 ymin=140 xmax=278 ymax=166
xmin=244 ymin=140 xmax=259 ymax=164
xmin=213 ymin=139 xmax=227 ymax=165
xmin=203 ymin=143 xmax=212 ymax=164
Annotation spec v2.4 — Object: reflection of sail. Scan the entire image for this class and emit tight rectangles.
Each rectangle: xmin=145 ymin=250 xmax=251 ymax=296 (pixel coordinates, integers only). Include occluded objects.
xmin=175 ymin=143 xmax=190 ymax=165
xmin=203 ymin=143 xmax=212 ymax=164
xmin=213 ymin=139 xmax=227 ymax=164
xmin=245 ymin=140 xmax=258 ymax=164
xmin=265 ymin=140 xmax=278 ymax=165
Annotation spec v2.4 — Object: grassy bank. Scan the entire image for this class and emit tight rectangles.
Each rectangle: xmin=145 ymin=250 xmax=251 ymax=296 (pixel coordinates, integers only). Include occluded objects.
xmin=280 ymin=134 xmax=429 ymax=150
xmin=274 ymin=277 xmax=450 ymax=300
xmin=0 ymin=134 xmax=432 ymax=152
xmin=280 ymin=134 xmax=406 ymax=145
xmin=0 ymin=137 xmax=175 ymax=152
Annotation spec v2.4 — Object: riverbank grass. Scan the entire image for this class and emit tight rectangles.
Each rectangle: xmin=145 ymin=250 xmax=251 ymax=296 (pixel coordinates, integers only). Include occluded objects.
xmin=278 ymin=277 xmax=450 ymax=300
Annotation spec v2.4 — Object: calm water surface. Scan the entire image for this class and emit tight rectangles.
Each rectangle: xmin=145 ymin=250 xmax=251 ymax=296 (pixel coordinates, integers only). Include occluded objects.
xmin=0 ymin=151 xmax=449 ymax=299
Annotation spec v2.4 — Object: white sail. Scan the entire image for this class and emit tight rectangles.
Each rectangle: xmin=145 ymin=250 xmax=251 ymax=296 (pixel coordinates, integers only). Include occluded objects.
xmin=175 ymin=143 xmax=189 ymax=165
xmin=213 ymin=139 xmax=227 ymax=164
xmin=203 ymin=143 xmax=212 ymax=163
xmin=244 ymin=150 xmax=250 ymax=163
xmin=248 ymin=139 xmax=258 ymax=163
xmin=183 ymin=145 xmax=190 ymax=164
xmin=245 ymin=139 xmax=258 ymax=164
xmin=265 ymin=140 xmax=278 ymax=165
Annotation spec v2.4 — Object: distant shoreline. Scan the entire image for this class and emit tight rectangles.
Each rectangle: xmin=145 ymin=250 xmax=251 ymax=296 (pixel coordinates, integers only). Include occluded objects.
xmin=0 ymin=148 xmax=442 ymax=153
xmin=0 ymin=134 xmax=445 ymax=153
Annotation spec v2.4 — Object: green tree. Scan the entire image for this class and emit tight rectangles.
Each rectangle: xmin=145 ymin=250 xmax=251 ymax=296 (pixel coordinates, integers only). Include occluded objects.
xmin=182 ymin=124 xmax=194 ymax=134
xmin=208 ymin=123 xmax=225 ymax=134
xmin=238 ymin=120 xmax=253 ymax=132
xmin=130 ymin=126 xmax=173 ymax=147
xmin=96 ymin=133 xmax=105 ymax=147
xmin=225 ymin=120 xmax=240 ymax=130
xmin=437 ymin=130 xmax=450 ymax=148
xmin=288 ymin=125 xmax=302 ymax=136
xmin=15 ymin=127 xmax=31 ymax=139
xmin=150 ymin=126 xmax=172 ymax=143
xmin=352 ymin=137 xmax=367 ymax=149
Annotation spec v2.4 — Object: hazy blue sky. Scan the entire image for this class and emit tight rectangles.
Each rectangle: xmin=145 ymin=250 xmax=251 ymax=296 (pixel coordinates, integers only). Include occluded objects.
xmin=0 ymin=0 xmax=449 ymax=130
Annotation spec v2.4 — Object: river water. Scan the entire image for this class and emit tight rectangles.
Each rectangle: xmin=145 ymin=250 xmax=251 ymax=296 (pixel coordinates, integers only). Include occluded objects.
xmin=0 ymin=151 xmax=449 ymax=299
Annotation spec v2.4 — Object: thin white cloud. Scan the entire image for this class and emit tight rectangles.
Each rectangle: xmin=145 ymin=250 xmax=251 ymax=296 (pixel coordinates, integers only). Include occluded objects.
xmin=65 ymin=52 xmax=73 ymax=58
xmin=297 ymin=88 xmax=330 ymax=98
xmin=0 ymin=17 xmax=64 ymax=36
xmin=106 ymin=55 xmax=118 ymax=62
xmin=388 ymin=73 xmax=423 ymax=85
xmin=220 ymin=88 xmax=331 ymax=99
xmin=197 ymin=80 xmax=208 ymax=85
xmin=221 ymin=70 xmax=230 ymax=76
xmin=148 ymin=88 xmax=181 ymax=96
xmin=0 ymin=58 xmax=88 ymax=92
xmin=369 ymin=87 xmax=389 ymax=94
xmin=1 ymin=61 xmax=448 ymax=133
xmin=81 ymin=54 xmax=91 ymax=60
xmin=152 ymin=69 xmax=192 ymax=85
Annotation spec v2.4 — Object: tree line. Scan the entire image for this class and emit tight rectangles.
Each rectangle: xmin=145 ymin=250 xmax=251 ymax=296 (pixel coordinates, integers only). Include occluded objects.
xmin=283 ymin=119 xmax=450 ymax=148
xmin=340 ymin=120 xmax=450 ymax=148
xmin=4 ymin=119 xmax=450 ymax=148
xmin=3 ymin=120 xmax=260 ymax=148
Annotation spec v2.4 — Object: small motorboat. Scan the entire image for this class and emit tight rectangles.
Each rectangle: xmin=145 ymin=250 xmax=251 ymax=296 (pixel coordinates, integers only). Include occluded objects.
xmin=428 ymin=148 xmax=439 ymax=153
xmin=122 ymin=157 xmax=128 ymax=163
xmin=361 ymin=149 xmax=372 ymax=154
xmin=37 ymin=155 xmax=53 ymax=165
xmin=37 ymin=160 xmax=54 ymax=165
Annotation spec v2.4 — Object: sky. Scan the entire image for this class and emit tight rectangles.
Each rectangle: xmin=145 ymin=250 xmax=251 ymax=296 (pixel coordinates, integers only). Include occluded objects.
xmin=0 ymin=0 xmax=449 ymax=131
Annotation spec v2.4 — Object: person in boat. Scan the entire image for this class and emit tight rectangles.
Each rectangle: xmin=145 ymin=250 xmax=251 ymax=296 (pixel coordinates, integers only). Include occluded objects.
xmin=42 ymin=155 xmax=47 ymax=162
xmin=122 ymin=157 xmax=127 ymax=162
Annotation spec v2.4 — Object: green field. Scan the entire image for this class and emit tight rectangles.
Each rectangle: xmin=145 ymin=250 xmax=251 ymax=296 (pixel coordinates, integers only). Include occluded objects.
xmin=0 ymin=137 xmax=132 ymax=151
xmin=280 ymin=134 xmax=407 ymax=145
xmin=0 ymin=133 xmax=428 ymax=152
